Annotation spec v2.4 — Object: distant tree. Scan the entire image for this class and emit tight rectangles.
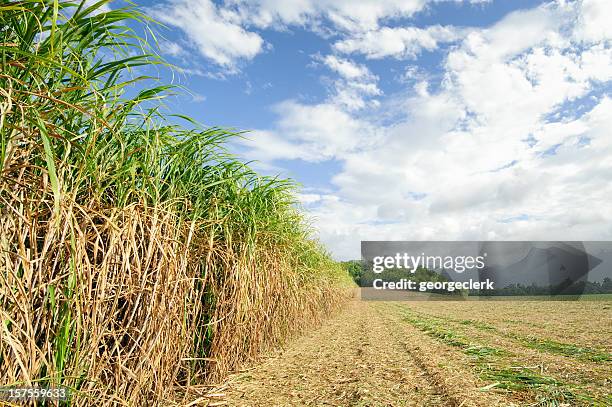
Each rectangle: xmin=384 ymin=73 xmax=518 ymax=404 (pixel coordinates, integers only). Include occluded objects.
xmin=341 ymin=260 xmax=363 ymax=284
xmin=602 ymin=277 xmax=612 ymax=293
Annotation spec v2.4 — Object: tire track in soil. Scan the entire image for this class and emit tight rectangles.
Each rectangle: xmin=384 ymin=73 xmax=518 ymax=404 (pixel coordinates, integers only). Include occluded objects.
xmin=219 ymin=301 xmax=445 ymax=406
xmin=391 ymin=304 xmax=611 ymax=402
xmin=372 ymin=303 xmax=511 ymax=407
xmin=370 ymin=305 xmax=462 ymax=407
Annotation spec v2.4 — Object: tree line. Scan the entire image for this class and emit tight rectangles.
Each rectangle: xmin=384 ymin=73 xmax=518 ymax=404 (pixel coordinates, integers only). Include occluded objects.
xmin=342 ymin=261 xmax=612 ymax=296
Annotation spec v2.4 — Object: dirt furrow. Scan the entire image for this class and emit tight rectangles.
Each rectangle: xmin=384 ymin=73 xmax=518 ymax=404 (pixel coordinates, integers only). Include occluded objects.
xmin=372 ymin=303 xmax=513 ymax=407
xmin=389 ymin=303 xmax=611 ymax=403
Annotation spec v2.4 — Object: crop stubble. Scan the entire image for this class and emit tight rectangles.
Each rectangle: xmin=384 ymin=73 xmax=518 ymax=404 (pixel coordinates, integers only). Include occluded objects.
xmin=216 ymin=299 xmax=610 ymax=406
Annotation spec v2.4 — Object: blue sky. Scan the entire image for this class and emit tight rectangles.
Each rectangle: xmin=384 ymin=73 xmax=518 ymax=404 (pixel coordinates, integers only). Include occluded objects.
xmin=131 ymin=0 xmax=611 ymax=259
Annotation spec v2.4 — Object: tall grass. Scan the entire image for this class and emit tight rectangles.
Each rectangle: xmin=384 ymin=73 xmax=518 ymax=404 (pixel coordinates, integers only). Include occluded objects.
xmin=0 ymin=1 xmax=352 ymax=404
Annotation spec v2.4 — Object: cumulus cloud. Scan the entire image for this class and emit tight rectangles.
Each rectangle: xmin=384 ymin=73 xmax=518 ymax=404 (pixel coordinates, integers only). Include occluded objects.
xmin=334 ymin=25 xmax=465 ymax=59
xmin=315 ymin=55 xmax=382 ymax=110
xmin=266 ymin=0 xmax=612 ymax=259
xmin=239 ymin=100 xmax=382 ymax=164
xmin=153 ymin=0 xmax=489 ymax=70
xmin=321 ymin=55 xmax=372 ymax=79
xmin=239 ymin=52 xmax=386 ymax=164
xmin=151 ymin=0 xmax=264 ymax=69
xmin=228 ymin=0 xmax=428 ymax=32
xmin=156 ymin=0 xmax=612 ymax=259
xmin=573 ymin=0 xmax=612 ymax=43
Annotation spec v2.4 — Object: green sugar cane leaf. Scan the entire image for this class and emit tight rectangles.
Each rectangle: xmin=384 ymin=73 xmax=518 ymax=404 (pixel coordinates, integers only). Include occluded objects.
xmin=0 ymin=47 xmax=85 ymax=80
xmin=38 ymin=118 xmax=61 ymax=216
xmin=49 ymin=0 xmax=59 ymax=56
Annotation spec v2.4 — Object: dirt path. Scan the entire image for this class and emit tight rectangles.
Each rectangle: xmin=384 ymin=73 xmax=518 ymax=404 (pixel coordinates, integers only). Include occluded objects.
xmin=215 ymin=301 xmax=509 ymax=406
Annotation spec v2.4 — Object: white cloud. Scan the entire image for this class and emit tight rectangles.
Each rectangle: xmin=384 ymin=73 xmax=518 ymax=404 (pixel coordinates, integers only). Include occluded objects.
xmin=274 ymin=0 xmax=612 ymax=259
xmin=316 ymin=55 xmax=382 ymax=110
xmin=239 ymin=53 xmax=386 ymax=164
xmin=237 ymin=104 xmax=376 ymax=169
xmin=465 ymin=2 xmax=567 ymax=61
xmin=153 ymin=0 xmax=489 ymax=70
xmin=151 ymin=0 xmax=264 ymax=69
xmin=274 ymin=101 xmax=364 ymax=152
xmin=236 ymin=129 xmax=319 ymax=164
xmin=159 ymin=0 xmax=612 ymax=259
xmin=297 ymin=193 xmax=323 ymax=205
xmin=161 ymin=40 xmax=187 ymax=58
xmin=321 ymin=55 xmax=372 ymax=79
xmin=83 ymin=0 xmax=111 ymax=14
xmin=229 ymin=0 xmax=428 ymax=32
xmin=334 ymin=25 xmax=465 ymax=59
xmin=573 ymin=0 xmax=612 ymax=43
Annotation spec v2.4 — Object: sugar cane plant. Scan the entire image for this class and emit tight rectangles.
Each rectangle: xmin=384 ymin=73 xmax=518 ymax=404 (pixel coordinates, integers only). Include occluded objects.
xmin=0 ymin=1 xmax=352 ymax=404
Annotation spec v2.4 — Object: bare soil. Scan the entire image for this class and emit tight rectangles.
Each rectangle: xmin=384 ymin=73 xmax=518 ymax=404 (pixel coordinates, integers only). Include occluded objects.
xmin=210 ymin=301 xmax=513 ymax=406
xmin=194 ymin=299 xmax=611 ymax=406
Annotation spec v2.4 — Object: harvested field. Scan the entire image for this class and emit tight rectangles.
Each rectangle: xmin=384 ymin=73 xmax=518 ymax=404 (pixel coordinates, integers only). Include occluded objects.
xmin=216 ymin=299 xmax=611 ymax=406
xmin=406 ymin=298 xmax=612 ymax=352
